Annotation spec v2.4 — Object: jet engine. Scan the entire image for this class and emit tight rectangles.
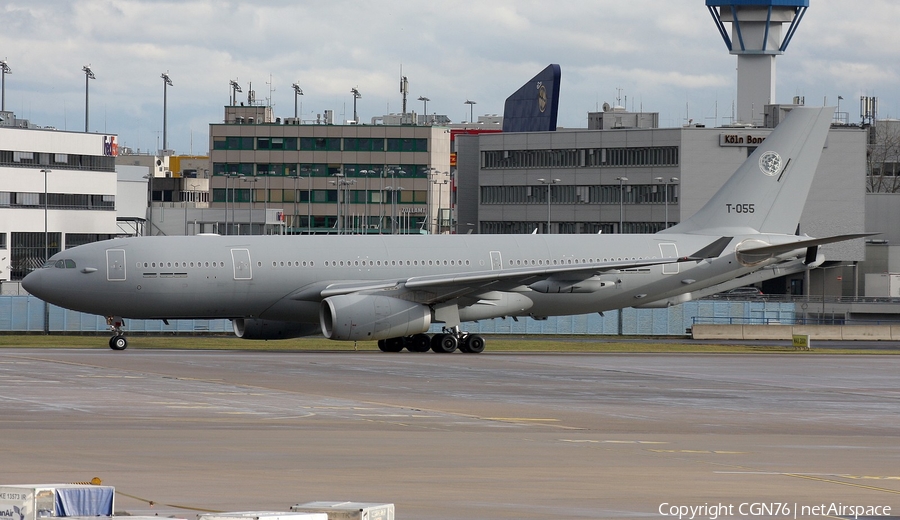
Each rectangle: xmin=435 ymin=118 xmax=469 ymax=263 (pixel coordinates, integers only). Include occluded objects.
xmin=320 ymin=294 xmax=432 ymax=341
xmin=232 ymin=318 xmax=321 ymax=340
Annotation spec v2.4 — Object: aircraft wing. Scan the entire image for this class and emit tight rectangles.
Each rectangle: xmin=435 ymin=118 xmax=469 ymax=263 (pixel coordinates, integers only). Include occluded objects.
xmin=315 ymin=253 xmax=703 ymax=304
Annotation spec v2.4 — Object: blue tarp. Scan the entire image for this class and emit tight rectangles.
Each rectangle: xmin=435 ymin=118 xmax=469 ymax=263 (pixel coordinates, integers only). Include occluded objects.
xmin=54 ymin=487 xmax=114 ymax=517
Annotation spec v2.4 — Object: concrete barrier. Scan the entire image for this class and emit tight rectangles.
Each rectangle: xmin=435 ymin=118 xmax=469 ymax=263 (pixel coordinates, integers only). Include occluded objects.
xmin=793 ymin=325 xmax=843 ymax=341
xmin=742 ymin=325 xmax=794 ymax=340
xmin=841 ymin=325 xmax=892 ymax=340
xmin=691 ymin=324 xmax=900 ymax=341
xmin=691 ymin=324 xmax=744 ymax=340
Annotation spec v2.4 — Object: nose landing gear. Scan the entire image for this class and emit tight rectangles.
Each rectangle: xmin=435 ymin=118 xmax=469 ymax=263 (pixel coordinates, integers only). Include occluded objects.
xmin=106 ymin=316 xmax=128 ymax=351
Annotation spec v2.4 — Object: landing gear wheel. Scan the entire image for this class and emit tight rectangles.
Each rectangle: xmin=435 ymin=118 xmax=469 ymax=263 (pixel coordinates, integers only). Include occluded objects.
xmin=463 ymin=334 xmax=485 ymax=354
xmin=408 ymin=333 xmax=432 ymax=353
xmin=379 ymin=337 xmax=405 ymax=353
xmin=109 ymin=335 xmax=128 ymax=351
xmin=431 ymin=333 xmax=458 ymax=353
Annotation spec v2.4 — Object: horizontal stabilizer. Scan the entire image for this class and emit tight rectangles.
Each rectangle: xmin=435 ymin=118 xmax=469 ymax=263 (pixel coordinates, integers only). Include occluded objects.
xmin=737 ymin=233 xmax=877 ymax=257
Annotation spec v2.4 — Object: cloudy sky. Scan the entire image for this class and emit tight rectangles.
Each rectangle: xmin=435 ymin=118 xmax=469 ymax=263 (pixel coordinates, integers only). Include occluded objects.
xmin=1 ymin=0 xmax=897 ymax=155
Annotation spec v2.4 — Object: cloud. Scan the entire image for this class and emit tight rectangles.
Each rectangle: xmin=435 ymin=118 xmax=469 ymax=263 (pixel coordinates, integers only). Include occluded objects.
xmin=1 ymin=0 xmax=897 ymax=151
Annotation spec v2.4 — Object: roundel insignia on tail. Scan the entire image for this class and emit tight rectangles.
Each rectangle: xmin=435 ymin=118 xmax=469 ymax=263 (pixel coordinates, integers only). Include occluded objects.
xmin=758 ymin=151 xmax=782 ymax=177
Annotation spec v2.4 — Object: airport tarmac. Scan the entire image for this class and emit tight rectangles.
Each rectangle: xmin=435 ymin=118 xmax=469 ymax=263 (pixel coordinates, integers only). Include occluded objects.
xmin=2 ymin=348 xmax=899 ymax=519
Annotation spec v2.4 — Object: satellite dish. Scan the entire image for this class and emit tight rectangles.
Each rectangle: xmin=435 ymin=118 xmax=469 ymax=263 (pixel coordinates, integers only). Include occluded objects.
xmin=602 ymin=102 xmax=611 ymax=112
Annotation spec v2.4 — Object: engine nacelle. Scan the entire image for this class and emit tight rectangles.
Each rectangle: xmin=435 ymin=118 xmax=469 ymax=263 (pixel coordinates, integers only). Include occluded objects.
xmin=528 ymin=279 xmax=612 ymax=293
xmin=233 ymin=318 xmax=321 ymax=340
xmin=320 ymin=294 xmax=432 ymax=341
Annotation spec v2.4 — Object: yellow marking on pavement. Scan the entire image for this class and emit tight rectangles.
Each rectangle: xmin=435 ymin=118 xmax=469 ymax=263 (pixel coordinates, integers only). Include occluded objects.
xmin=841 ymin=475 xmax=900 ymax=480
xmin=485 ymin=417 xmax=560 ymax=422
xmin=78 ymin=375 xmax=144 ymax=379
xmin=561 ymin=439 xmax=668 ymax=444
xmin=783 ymin=473 xmax=900 ymax=495
xmin=649 ymin=449 xmax=746 ymax=454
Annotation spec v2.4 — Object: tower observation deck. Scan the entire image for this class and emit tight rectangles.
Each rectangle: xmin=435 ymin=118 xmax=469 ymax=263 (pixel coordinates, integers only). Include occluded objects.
xmin=706 ymin=0 xmax=809 ymax=125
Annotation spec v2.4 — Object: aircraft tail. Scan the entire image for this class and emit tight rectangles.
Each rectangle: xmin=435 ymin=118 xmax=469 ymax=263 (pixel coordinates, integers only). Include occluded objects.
xmin=663 ymin=106 xmax=834 ymax=236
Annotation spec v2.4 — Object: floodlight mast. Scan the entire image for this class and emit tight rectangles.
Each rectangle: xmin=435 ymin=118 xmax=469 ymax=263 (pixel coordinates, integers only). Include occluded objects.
xmin=229 ymin=79 xmax=242 ymax=106
xmin=292 ymin=82 xmax=303 ymax=119
xmin=417 ymin=96 xmax=430 ymax=124
xmin=83 ymin=65 xmax=96 ymax=132
xmin=351 ymin=87 xmax=361 ymax=123
xmin=161 ymin=72 xmax=173 ymax=152
xmin=464 ymin=99 xmax=476 ymax=123
xmin=0 ymin=59 xmax=10 ymax=112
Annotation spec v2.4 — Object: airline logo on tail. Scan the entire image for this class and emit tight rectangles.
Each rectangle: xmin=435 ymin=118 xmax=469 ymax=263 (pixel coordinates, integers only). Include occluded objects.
xmin=759 ymin=151 xmax=782 ymax=177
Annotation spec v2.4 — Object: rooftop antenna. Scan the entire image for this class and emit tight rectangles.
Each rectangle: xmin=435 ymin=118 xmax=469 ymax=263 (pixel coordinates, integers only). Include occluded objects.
xmin=400 ymin=72 xmax=409 ymax=115
xmin=266 ymin=74 xmax=275 ymax=108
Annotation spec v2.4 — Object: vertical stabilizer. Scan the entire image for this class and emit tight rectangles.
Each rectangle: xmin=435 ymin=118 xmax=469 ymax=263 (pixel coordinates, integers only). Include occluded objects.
xmin=664 ymin=106 xmax=833 ymax=236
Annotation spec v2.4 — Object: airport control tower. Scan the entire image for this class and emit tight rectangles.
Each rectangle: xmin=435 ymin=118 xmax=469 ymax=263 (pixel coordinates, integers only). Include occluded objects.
xmin=706 ymin=0 xmax=808 ymax=125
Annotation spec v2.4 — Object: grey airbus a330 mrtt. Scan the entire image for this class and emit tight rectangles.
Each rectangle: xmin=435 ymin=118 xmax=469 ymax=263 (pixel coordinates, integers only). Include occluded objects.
xmin=23 ymin=106 xmax=868 ymax=352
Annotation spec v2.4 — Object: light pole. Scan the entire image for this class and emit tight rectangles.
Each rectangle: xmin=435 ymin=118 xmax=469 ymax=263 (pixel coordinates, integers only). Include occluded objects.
xmin=418 ymin=96 xmax=430 ymax=124
xmin=290 ymin=170 xmax=302 ymax=233
xmin=537 ymin=178 xmax=560 ymax=234
xmin=360 ymin=169 xmax=377 ymax=233
xmin=665 ymin=177 xmax=678 ymax=228
xmin=224 ymin=172 xmax=235 ymax=235
xmin=330 ymin=172 xmax=344 ymax=234
xmin=616 ymin=177 xmax=628 ymax=233
xmin=144 ymin=173 xmax=154 ymax=236
xmin=82 ymin=65 xmax=95 ymax=132
xmin=241 ymin=176 xmax=259 ymax=235
xmin=386 ymin=186 xmax=404 ymax=234
xmin=432 ymin=176 xmax=449 ymax=234
xmin=292 ymin=82 xmax=303 ymax=119
xmin=351 ymin=87 xmax=361 ymax=123
xmin=161 ymin=72 xmax=173 ymax=152
xmin=464 ymin=99 xmax=476 ymax=123
xmin=40 ymin=169 xmax=51 ymax=263
xmin=0 ymin=59 xmax=10 ymax=112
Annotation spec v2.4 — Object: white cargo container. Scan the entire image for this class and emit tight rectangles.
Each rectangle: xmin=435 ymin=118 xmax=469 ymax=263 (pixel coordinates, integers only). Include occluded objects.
xmin=865 ymin=273 xmax=900 ymax=297
xmin=289 ymin=502 xmax=394 ymax=520
xmin=0 ymin=484 xmax=114 ymax=520
xmin=198 ymin=512 xmax=326 ymax=520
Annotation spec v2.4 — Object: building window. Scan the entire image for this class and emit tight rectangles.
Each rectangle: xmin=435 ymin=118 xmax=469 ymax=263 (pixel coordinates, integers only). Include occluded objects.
xmin=387 ymin=138 xmax=428 ymax=152
xmin=300 ymin=137 xmax=341 ymax=151
xmin=343 ymin=138 xmax=385 ymax=151
xmin=10 ymin=232 xmax=61 ymax=280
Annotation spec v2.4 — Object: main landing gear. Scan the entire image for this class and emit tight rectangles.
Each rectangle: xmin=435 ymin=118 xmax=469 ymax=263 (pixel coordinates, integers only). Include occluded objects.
xmin=106 ymin=316 xmax=128 ymax=351
xmin=377 ymin=327 xmax=485 ymax=354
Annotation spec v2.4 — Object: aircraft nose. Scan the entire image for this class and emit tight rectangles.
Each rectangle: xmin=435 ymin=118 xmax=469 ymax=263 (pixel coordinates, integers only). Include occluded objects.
xmin=21 ymin=268 xmax=45 ymax=299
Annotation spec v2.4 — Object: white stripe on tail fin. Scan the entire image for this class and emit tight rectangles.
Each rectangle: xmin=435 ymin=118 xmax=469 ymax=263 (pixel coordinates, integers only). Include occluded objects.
xmin=663 ymin=106 xmax=834 ymax=236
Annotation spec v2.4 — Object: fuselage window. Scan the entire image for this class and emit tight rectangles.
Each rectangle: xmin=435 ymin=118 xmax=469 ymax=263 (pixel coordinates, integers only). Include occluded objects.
xmin=309 ymin=261 xmax=314 ymax=266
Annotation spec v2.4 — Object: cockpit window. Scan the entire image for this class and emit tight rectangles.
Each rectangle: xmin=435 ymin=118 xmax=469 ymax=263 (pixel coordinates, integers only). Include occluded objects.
xmin=52 ymin=259 xmax=77 ymax=269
